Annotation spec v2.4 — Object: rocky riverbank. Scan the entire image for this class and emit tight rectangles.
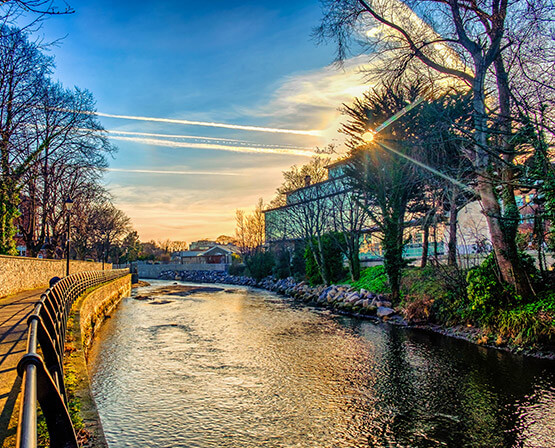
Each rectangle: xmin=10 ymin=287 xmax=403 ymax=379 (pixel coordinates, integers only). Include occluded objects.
xmin=158 ymin=269 xmax=400 ymax=323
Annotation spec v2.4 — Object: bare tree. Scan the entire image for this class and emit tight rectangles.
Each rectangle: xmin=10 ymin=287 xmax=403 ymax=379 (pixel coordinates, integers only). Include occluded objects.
xmin=235 ymin=198 xmax=266 ymax=256
xmin=269 ymin=156 xmax=331 ymax=207
xmin=19 ymin=82 xmax=114 ymax=256
xmin=215 ymin=234 xmax=237 ymax=246
xmin=0 ymin=26 xmax=51 ymax=253
xmin=328 ymin=179 xmax=368 ymax=280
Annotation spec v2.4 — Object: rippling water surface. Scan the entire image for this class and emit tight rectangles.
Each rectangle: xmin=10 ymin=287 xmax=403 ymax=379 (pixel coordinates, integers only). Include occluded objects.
xmin=89 ymin=281 xmax=555 ymax=448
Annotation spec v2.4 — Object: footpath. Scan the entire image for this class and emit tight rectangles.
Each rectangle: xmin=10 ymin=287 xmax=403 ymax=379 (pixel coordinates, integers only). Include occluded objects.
xmin=0 ymin=288 xmax=43 ymax=448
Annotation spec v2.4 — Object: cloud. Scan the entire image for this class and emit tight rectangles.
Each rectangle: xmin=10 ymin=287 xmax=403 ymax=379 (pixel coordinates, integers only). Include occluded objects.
xmin=107 ymin=134 xmax=317 ymax=157
xmin=95 ymin=111 xmax=322 ymax=136
xmin=105 ymin=168 xmax=241 ymax=176
xmin=241 ymin=55 xmax=379 ymax=146
xmin=106 ymin=129 xmax=314 ymax=150
xmin=109 ymin=180 xmax=279 ymax=241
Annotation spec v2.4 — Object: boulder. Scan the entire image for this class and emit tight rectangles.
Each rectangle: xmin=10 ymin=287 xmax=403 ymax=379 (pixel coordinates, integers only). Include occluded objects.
xmin=377 ymin=306 xmax=395 ymax=318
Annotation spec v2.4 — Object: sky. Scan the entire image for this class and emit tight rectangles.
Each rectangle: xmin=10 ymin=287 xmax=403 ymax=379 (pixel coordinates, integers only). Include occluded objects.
xmin=31 ymin=0 xmax=375 ymax=242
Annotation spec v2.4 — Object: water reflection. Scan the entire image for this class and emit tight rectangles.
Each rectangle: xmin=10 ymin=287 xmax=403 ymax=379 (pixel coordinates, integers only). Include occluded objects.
xmin=89 ymin=282 xmax=555 ymax=448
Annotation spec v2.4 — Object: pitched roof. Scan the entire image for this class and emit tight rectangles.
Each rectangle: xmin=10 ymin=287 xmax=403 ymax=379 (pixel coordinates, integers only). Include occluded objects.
xmin=201 ymin=245 xmax=235 ymax=256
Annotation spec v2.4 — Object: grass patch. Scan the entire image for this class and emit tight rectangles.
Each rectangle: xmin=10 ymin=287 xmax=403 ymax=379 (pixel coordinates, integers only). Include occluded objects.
xmin=496 ymin=294 xmax=555 ymax=346
xmin=350 ymin=265 xmax=390 ymax=294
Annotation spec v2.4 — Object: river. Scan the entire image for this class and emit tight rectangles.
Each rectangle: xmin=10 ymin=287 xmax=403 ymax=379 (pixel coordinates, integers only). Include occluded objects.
xmin=88 ymin=280 xmax=555 ymax=448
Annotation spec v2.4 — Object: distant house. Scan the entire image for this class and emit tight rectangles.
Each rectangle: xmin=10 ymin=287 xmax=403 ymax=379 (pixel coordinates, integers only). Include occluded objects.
xmin=174 ymin=244 xmax=238 ymax=265
xmin=189 ymin=240 xmax=218 ymax=251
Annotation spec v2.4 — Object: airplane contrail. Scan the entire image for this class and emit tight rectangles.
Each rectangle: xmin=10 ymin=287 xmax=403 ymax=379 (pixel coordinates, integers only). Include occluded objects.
xmin=108 ymin=135 xmax=316 ymax=157
xmin=95 ymin=111 xmax=322 ymax=136
xmin=106 ymin=129 xmax=315 ymax=150
xmin=105 ymin=168 xmax=241 ymax=176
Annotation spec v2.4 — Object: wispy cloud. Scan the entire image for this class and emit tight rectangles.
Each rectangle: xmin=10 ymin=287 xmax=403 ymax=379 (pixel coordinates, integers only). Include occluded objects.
xmin=95 ymin=111 xmax=322 ymax=136
xmin=105 ymin=168 xmax=241 ymax=176
xmin=240 ymin=55 xmax=378 ymax=146
xmin=106 ymin=129 xmax=314 ymax=150
xmin=108 ymin=135 xmax=317 ymax=157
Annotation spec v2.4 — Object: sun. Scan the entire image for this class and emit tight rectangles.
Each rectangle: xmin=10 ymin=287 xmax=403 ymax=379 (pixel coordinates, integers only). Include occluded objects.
xmin=361 ymin=130 xmax=375 ymax=143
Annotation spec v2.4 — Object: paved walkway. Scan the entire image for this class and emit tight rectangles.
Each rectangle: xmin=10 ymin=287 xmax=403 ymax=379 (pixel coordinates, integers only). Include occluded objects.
xmin=0 ymin=288 xmax=43 ymax=448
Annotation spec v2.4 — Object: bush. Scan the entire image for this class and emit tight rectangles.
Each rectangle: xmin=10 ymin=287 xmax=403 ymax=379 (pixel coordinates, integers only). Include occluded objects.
xmin=351 ymin=265 xmax=390 ymax=294
xmin=273 ymin=249 xmax=291 ymax=279
xmin=228 ymin=263 xmax=246 ymax=276
xmin=466 ymin=252 xmax=539 ymax=324
xmin=304 ymin=234 xmax=345 ymax=285
xmin=401 ymin=266 xmax=450 ymax=300
xmin=291 ymin=243 xmax=306 ymax=279
xmin=404 ymin=296 xmax=434 ymax=323
xmin=245 ymin=251 xmax=275 ymax=280
xmin=497 ymin=294 xmax=555 ymax=345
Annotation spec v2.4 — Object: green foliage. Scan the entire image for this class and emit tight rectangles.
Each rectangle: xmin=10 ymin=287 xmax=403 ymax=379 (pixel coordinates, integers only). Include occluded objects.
xmin=524 ymin=117 xmax=555 ymax=252
xmin=466 ymin=252 xmax=540 ymax=324
xmin=245 ymin=251 xmax=275 ymax=281
xmin=37 ymin=407 xmax=49 ymax=447
xmin=350 ymin=265 xmax=390 ymax=294
xmin=496 ymin=294 xmax=555 ymax=345
xmin=466 ymin=254 xmax=511 ymax=324
xmin=228 ymin=263 xmax=246 ymax=276
xmin=291 ymin=243 xmax=306 ymax=279
xmin=401 ymin=266 xmax=448 ymax=299
xmin=304 ymin=234 xmax=346 ymax=285
xmin=273 ymin=249 xmax=292 ymax=279
xmin=0 ymin=191 xmax=20 ymax=255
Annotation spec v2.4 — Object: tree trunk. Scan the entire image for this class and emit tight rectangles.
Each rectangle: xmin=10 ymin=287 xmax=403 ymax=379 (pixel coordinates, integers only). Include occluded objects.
xmin=477 ymin=174 xmax=533 ymax=297
xmin=447 ymin=188 xmax=459 ymax=266
xmin=316 ymin=235 xmax=329 ymax=285
xmin=420 ymin=209 xmax=434 ymax=268
xmin=421 ymin=222 xmax=429 ymax=268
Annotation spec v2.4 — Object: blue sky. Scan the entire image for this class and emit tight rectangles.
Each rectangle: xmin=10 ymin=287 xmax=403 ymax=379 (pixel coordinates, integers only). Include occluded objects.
xmin=33 ymin=0 xmax=373 ymax=241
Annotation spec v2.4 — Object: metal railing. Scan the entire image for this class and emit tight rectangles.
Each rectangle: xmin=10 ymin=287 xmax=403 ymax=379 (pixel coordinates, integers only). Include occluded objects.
xmin=16 ymin=269 xmax=130 ymax=448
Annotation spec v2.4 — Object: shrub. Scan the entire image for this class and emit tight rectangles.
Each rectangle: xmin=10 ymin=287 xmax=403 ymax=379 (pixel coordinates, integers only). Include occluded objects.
xmin=496 ymin=295 xmax=555 ymax=345
xmin=228 ymin=263 xmax=246 ymax=276
xmin=404 ymin=296 xmax=434 ymax=323
xmin=304 ymin=234 xmax=345 ymax=285
xmin=401 ymin=266 xmax=449 ymax=300
xmin=290 ymin=242 xmax=306 ymax=280
xmin=466 ymin=252 xmax=539 ymax=325
xmin=245 ymin=251 xmax=275 ymax=280
xmin=351 ymin=265 xmax=390 ymax=294
xmin=273 ymin=249 xmax=291 ymax=279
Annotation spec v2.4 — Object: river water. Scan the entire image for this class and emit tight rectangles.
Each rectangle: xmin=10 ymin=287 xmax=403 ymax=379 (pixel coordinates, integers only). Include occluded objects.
xmin=88 ymin=281 xmax=555 ymax=448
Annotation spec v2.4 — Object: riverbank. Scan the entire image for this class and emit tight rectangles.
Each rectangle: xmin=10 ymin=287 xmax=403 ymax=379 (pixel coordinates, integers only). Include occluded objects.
xmin=158 ymin=269 xmax=555 ymax=360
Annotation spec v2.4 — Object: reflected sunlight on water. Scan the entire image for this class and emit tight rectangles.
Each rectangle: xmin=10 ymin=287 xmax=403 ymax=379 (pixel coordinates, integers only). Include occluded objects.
xmin=89 ymin=281 xmax=555 ymax=448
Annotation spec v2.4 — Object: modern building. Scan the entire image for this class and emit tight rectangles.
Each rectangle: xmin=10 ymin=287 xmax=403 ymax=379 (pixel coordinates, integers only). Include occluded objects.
xmin=263 ymin=158 xmax=492 ymax=263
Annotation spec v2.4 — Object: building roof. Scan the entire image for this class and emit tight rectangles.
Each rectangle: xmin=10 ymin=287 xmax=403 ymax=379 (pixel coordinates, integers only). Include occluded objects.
xmin=177 ymin=250 xmax=203 ymax=257
xmin=324 ymin=157 xmax=350 ymax=170
xmin=202 ymin=245 xmax=237 ymax=256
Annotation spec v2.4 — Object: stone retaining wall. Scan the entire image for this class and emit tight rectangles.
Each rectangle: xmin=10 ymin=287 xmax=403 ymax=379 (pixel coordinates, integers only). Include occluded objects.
xmin=64 ymin=274 xmax=131 ymax=448
xmin=79 ymin=274 xmax=131 ymax=354
xmin=134 ymin=262 xmax=227 ymax=279
xmin=0 ymin=255 xmax=111 ymax=298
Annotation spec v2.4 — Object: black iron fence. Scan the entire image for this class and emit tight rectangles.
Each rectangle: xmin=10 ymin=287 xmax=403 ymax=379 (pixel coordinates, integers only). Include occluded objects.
xmin=16 ymin=269 xmax=130 ymax=448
